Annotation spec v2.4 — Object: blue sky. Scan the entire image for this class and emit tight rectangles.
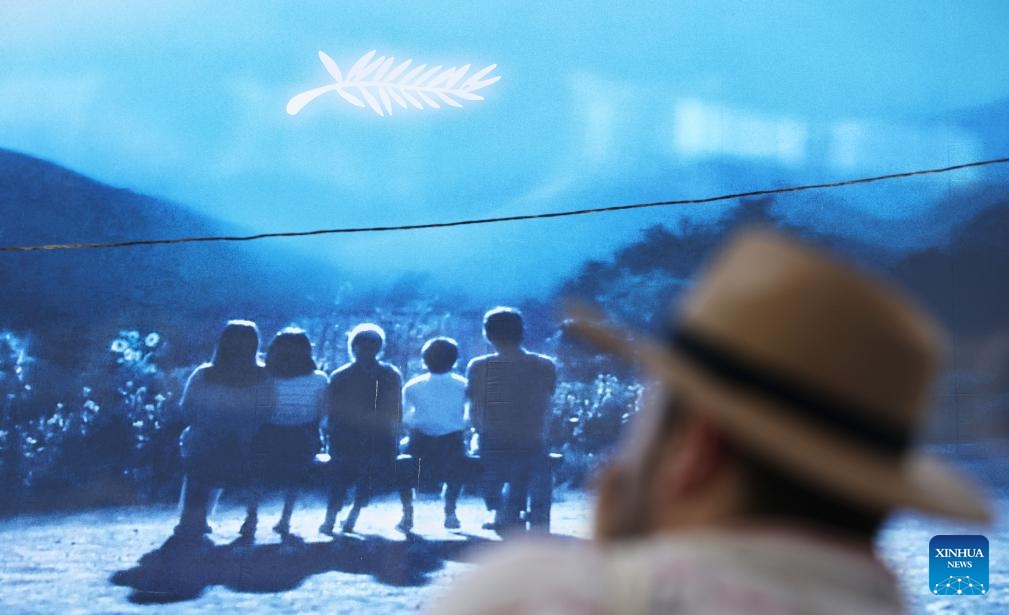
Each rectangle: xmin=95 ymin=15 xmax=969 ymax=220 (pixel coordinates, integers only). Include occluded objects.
xmin=3 ymin=1 xmax=1009 ymax=296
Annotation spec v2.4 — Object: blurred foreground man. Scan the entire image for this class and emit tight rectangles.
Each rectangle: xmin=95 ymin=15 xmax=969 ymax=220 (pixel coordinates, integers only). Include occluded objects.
xmin=427 ymin=230 xmax=990 ymax=614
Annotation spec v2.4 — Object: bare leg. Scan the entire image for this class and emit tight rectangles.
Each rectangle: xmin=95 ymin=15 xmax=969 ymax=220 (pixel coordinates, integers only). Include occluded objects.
xmin=208 ymin=487 xmax=223 ymax=518
xmin=482 ymin=451 xmax=510 ymax=528
xmin=396 ymin=490 xmax=414 ymax=534
xmin=443 ymin=435 xmax=464 ymax=517
xmin=395 ymin=455 xmax=415 ymax=533
xmin=277 ymin=488 xmax=297 ymax=532
xmin=342 ymin=498 xmax=363 ymax=533
xmin=500 ymin=455 xmax=532 ymax=532
xmin=527 ymin=454 xmax=552 ymax=533
xmin=175 ymin=475 xmax=212 ymax=538
xmin=321 ymin=480 xmax=347 ymax=534
xmin=235 ymin=481 xmax=260 ymax=540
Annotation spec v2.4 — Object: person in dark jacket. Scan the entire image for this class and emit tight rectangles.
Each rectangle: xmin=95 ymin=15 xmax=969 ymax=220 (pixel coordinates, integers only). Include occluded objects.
xmin=466 ymin=307 xmax=556 ymax=532
xmin=320 ymin=323 xmax=404 ymax=535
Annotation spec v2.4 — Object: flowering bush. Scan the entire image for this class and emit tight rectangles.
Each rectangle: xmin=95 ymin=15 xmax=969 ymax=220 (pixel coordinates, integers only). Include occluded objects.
xmin=1 ymin=331 xmax=33 ymax=496
xmin=109 ymin=329 xmax=161 ymax=371
xmin=14 ymin=392 xmax=100 ymax=490
xmin=0 ymin=329 xmax=186 ymax=509
xmin=550 ymin=374 xmax=642 ymax=488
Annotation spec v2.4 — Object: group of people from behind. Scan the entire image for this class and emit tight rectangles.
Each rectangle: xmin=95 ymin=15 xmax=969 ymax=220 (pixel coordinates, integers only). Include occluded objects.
xmin=171 ymin=306 xmax=557 ymax=545
xmin=173 ymin=321 xmax=325 ymax=541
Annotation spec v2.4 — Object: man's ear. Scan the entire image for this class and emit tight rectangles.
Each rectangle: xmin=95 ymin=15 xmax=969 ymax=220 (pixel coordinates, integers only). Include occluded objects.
xmin=592 ymin=463 xmax=634 ymax=541
xmin=658 ymin=417 xmax=727 ymax=496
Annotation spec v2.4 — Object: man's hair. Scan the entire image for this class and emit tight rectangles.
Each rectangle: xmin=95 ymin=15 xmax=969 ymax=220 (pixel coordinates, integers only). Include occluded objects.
xmin=730 ymin=444 xmax=885 ymax=537
xmin=348 ymin=323 xmax=385 ymax=360
xmin=206 ymin=319 xmax=263 ymax=387
xmin=266 ymin=327 xmax=317 ymax=378
xmin=663 ymin=395 xmax=885 ymax=537
xmin=483 ymin=307 xmax=523 ymax=346
xmin=422 ymin=337 xmax=458 ymax=374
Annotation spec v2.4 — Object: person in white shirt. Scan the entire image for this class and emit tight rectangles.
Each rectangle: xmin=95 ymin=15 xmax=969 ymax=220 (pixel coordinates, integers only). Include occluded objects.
xmin=399 ymin=337 xmax=469 ymax=532
xmin=424 ymin=230 xmax=991 ymax=614
xmin=243 ymin=327 xmax=328 ymax=541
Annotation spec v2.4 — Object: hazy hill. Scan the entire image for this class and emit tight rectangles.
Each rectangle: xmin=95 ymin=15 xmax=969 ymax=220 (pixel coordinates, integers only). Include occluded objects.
xmin=894 ymin=198 xmax=1009 ymax=338
xmin=0 ymin=149 xmax=341 ymax=365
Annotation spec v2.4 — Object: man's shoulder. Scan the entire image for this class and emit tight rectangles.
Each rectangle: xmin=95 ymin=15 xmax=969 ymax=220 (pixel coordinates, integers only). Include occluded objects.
xmin=327 ymin=363 xmax=354 ymax=382
xmin=379 ymin=361 xmax=402 ymax=379
xmin=189 ymin=363 xmax=213 ymax=378
xmin=427 ymin=532 xmax=901 ymax=615
xmin=423 ymin=539 xmax=602 ymax=614
xmin=404 ymin=373 xmax=430 ymax=390
xmin=465 ymin=354 xmax=496 ymax=375
xmin=520 ymin=351 xmax=557 ymax=379
xmin=184 ymin=364 xmax=214 ymax=387
xmin=467 ymin=353 xmax=496 ymax=368
xmin=525 ymin=351 xmax=557 ymax=369
xmin=307 ymin=370 xmax=330 ymax=389
xmin=281 ymin=370 xmax=329 ymax=383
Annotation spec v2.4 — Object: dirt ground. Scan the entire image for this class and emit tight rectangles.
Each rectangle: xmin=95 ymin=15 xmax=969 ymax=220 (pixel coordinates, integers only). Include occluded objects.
xmin=0 ymin=491 xmax=590 ymax=614
xmin=0 ymin=489 xmax=1005 ymax=614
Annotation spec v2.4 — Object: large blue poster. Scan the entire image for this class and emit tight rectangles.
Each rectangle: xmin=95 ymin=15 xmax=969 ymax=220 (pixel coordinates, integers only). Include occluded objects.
xmin=1 ymin=2 xmax=1006 ymax=613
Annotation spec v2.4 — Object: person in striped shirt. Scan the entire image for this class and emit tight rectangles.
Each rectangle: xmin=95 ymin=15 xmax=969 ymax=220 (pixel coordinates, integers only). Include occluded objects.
xmin=242 ymin=327 xmax=328 ymax=541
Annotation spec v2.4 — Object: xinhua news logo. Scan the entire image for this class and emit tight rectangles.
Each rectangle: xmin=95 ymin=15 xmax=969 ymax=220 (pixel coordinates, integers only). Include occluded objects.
xmin=930 ymin=535 xmax=989 ymax=596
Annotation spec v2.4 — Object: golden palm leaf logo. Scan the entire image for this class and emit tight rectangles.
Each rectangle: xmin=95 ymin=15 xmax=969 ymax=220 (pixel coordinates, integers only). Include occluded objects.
xmin=287 ymin=50 xmax=501 ymax=117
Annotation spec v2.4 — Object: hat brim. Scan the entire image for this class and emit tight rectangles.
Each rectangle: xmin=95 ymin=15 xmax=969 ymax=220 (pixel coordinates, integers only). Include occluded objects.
xmin=569 ymin=313 xmax=992 ymax=524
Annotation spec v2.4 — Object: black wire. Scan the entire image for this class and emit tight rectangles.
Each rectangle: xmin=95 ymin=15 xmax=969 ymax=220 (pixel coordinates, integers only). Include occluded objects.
xmin=2 ymin=156 xmax=1007 ymax=253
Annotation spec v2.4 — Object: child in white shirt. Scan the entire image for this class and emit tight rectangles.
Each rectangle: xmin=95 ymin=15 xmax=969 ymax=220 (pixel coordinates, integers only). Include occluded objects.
xmin=400 ymin=337 xmax=469 ymax=531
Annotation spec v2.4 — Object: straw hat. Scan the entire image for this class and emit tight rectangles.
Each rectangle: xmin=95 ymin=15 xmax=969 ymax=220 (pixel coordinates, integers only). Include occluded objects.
xmin=570 ymin=229 xmax=991 ymax=522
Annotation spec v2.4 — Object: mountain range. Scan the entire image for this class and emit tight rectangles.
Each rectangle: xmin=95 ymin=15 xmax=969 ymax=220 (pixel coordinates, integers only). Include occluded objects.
xmin=0 ymin=148 xmax=341 ymax=365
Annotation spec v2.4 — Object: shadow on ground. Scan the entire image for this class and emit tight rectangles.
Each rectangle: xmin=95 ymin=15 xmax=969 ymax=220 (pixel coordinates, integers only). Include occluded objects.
xmin=110 ymin=532 xmax=494 ymax=604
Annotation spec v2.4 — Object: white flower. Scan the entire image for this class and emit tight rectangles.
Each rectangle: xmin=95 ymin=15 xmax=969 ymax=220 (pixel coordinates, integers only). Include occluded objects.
xmin=145 ymin=332 xmax=160 ymax=348
xmin=110 ymin=339 xmax=128 ymax=353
